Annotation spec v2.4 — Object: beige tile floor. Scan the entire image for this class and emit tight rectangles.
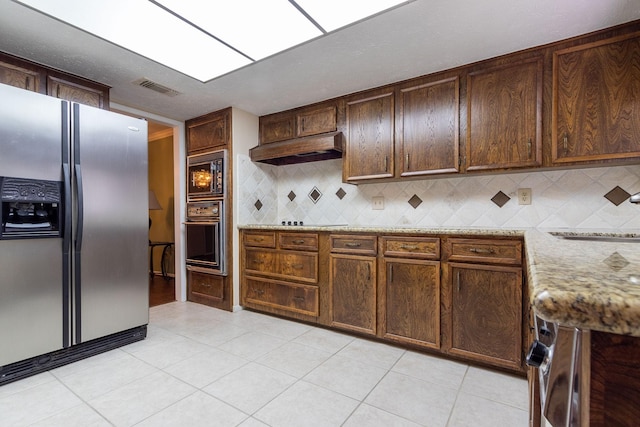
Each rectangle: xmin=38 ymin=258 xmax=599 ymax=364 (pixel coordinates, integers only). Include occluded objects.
xmin=0 ymin=302 xmax=529 ymax=426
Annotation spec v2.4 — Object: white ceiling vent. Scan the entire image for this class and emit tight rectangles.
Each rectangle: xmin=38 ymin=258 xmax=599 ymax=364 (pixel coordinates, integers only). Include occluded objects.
xmin=132 ymin=78 xmax=181 ymax=97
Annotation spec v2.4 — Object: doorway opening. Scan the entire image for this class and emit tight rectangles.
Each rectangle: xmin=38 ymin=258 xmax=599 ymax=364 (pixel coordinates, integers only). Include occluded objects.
xmin=148 ymin=120 xmax=175 ymax=306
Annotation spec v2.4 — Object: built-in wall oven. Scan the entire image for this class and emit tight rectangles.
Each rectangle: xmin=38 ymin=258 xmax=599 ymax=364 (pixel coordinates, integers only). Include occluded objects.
xmin=185 ymin=199 xmax=226 ymax=276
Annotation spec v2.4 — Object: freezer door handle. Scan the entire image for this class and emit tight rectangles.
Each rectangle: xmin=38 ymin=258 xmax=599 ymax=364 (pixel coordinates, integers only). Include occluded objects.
xmin=75 ymin=163 xmax=84 ymax=251
xmin=62 ymin=102 xmax=71 ymax=348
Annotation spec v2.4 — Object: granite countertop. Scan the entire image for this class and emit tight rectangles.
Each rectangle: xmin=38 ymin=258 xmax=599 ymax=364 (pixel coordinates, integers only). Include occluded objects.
xmin=238 ymin=224 xmax=640 ymax=336
xmin=524 ymin=229 xmax=640 ymax=337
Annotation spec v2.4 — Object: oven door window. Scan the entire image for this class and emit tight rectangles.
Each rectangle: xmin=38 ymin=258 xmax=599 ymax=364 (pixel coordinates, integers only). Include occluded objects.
xmin=185 ymin=222 xmax=221 ymax=270
xmin=188 ymin=163 xmax=214 ymax=197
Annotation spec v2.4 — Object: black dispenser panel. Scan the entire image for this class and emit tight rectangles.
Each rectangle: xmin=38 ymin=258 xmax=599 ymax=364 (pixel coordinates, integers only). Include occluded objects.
xmin=0 ymin=177 xmax=62 ymax=239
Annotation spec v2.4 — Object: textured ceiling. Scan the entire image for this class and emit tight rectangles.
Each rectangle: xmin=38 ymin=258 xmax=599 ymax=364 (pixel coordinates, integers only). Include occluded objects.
xmin=1 ymin=0 xmax=639 ymax=123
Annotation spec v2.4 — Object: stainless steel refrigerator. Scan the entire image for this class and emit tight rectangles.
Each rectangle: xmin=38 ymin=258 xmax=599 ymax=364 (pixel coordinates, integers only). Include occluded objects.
xmin=0 ymin=83 xmax=148 ymax=383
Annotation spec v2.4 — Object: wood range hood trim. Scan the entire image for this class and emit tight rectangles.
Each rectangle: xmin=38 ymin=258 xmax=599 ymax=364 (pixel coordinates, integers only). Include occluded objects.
xmin=249 ymin=132 xmax=343 ymax=166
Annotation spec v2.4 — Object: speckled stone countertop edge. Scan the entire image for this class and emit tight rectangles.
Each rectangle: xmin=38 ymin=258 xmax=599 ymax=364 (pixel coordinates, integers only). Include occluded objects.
xmin=237 ymin=224 xmax=527 ymax=236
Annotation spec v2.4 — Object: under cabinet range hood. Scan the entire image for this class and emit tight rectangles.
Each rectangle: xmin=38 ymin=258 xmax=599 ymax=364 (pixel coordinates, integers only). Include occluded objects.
xmin=249 ymin=132 xmax=343 ymax=165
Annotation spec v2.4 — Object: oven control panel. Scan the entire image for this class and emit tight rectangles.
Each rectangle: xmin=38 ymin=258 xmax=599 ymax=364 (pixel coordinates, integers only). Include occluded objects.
xmin=187 ymin=201 xmax=221 ymax=220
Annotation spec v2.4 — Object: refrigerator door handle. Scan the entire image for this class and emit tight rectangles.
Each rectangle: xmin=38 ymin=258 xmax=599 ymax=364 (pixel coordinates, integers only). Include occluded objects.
xmin=73 ymin=103 xmax=83 ymax=344
xmin=62 ymin=102 xmax=71 ymax=348
xmin=75 ymin=163 xmax=84 ymax=252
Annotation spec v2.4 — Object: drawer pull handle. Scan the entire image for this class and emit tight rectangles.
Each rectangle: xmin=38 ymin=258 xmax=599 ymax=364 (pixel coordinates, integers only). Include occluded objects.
xmin=253 ymin=259 xmax=265 ymax=264
xmin=291 ymin=263 xmax=304 ymax=270
xmin=253 ymin=288 xmax=265 ymax=295
xmin=292 ymin=239 xmax=305 ymax=244
xmin=252 ymin=237 xmax=264 ymax=242
xmin=292 ymin=296 xmax=305 ymax=302
xmin=200 ymin=282 xmax=211 ymax=288
xmin=400 ymin=244 xmax=418 ymax=250
xmin=345 ymin=242 xmax=361 ymax=248
xmin=469 ymin=247 xmax=495 ymax=254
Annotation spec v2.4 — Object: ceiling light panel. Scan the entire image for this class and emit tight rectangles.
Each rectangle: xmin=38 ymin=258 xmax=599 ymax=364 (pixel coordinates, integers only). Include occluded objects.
xmin=154 ymin=0 xmax=323 ymax=60
xmin=294 ymin=0 xmax=408 ymax=32
xmin=15 ymin=0 xmax=251 ymax=82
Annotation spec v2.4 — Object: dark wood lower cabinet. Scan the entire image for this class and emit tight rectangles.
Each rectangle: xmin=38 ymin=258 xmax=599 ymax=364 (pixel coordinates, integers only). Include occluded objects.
xmin=380 ymin=258 xmax=440 ymax=349
xmin=447 ymin=263 xmax=523 ymax=370
xmin=589 ymin=331 xmax=640 ymax=427
xmin=329 ymin=254 xmax=377 ymax=335
xmin=187 ymin=268 xmax=225 ymax=308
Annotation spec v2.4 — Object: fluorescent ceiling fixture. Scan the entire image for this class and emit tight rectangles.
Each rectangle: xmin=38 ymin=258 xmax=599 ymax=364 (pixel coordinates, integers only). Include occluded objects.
xmin=15 ymin=0 xmax=408 ymax=82
xmin=154 ymin=0 xmax=322 ymax=60
xmin=295 ymin=0 xmax=406 ymax=32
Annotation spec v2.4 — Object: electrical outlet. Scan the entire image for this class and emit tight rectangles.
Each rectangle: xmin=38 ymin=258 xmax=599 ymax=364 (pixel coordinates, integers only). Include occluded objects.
xmin=518 ymin=188 xmax=532 ymax=205
xmin=372 ymin=196 xmax=384 ymax=210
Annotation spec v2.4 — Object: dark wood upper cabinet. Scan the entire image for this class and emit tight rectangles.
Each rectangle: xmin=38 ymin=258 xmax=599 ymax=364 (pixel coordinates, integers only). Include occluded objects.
xmin=297 ymin=105 xmax=337 ymax=137
xmin=259 ymin=102 xmax=337 ymax=144
xmin=398 ymin=76 xmax=460 ymax=177
xmin=47 ymin=74 xmax=108 ymax=109
xmin=186 ymin=108 xmax=231 ymax=154
xmin=0 ymin=56 xmax=44 ymax=93
xmin=0 ymin=52 xmax=109 ymax=109
xmin=552 ymin=32 xmax=640 ymax=164
xmin=466 ymin=57 xmax=543 ymax=171
xmin=344 ymin=90 xmax=395 ymax=181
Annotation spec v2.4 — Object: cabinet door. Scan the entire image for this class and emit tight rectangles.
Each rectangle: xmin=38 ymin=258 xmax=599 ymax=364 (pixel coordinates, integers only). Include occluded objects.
xmin=381 ymin=259 xmax=440 ymax=349
xmin=553 ymin=33 xmax=640 ymax=163
xmin=448 ymin=263 xmax=522 ymax=370
xmin=187 ymin=109 xmax=230 ymax=153
xmin=467 ymin=58 xmax=542 ymax=171
xmin=47 ymin=75 xmax=107 ymax=108
xmin=297 ymin=105 xmax=337 ymax=137
xmin=260 ymin=113 xmax=295 ymax=144
xmin=329 ymin=254 xmax=377 ymax=335
xmin=399 ymin=77 xmax=459 ymax=176
xmin=344 ymin=91 xmax=394 ymax=181
xmin=0 ymin=59 xmax=42 ymax=92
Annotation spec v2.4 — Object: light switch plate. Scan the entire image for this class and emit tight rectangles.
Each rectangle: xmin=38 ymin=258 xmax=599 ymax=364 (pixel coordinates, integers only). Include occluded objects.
xmin=518 ymin=188 xmax=532 ymax=205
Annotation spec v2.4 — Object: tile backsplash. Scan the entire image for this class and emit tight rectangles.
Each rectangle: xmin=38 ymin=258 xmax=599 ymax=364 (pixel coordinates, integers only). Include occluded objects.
xmin=238 ymin=155 xmax=640 ymax=230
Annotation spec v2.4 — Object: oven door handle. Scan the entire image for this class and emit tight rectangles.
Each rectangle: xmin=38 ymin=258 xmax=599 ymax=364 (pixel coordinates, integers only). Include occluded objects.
xmin=184 ymin=220 xmax=220 ymax=225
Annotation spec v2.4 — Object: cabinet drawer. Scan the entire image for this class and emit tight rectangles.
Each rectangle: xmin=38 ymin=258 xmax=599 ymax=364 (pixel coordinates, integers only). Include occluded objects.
xmin=243 ymin=231 xmax=276 ymax=248
xmin=245 ymin=277 xmax=318 ymax=316
xmin=279 ymin=232 xmax=318 ymax=251
xmin=330 ymin=234 xmax=377 ymax=255
xmin=444 ymin=238 xmax=522 ymax=265
xmin=278 ymin=252 xmax=318 ymax=282
xmin=188 ymin=269 xmax=224 ymax=300
xmin=382 ymin=236 xmax=440 ymax=259
xmin=245 ymin=249 xmax=277 ymax=274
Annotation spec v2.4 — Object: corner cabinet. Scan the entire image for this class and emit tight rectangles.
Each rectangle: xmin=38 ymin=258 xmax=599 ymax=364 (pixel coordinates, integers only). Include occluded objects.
xmin=552 ymin=31 xmax=640 ymax=164
xmin=343 ymin=90 xmax=395 ymax=181
xmin=329 ymin=234 xmax=378 ymax=335
xmin=186 ymin=107 xmax=231 ymax=154
xmin=379 ymin=236 xmax=441 ymax=350
xmin=443 ymin=237 xmax=524 ymax=371
xmin=466 ymin=57 xmax=543 ymax=171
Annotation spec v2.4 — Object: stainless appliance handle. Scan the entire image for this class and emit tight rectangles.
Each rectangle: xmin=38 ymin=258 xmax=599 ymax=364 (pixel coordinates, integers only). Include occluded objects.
xmin=73 ymin=103 xmax=82 ymax=343
xmin=61 ymin=101 xmax=71 ymax=348
xmin=184 ymin=220 xmax=221 ymax=225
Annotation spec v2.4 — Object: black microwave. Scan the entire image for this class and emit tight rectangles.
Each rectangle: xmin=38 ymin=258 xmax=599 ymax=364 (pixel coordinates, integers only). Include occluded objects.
xmin=187 ymin=149 xmax=226 ymax=200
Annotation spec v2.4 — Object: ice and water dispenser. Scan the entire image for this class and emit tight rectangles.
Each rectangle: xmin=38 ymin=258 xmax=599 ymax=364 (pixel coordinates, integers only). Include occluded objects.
xmin=0 ymin=177 xmax=62 ymax=239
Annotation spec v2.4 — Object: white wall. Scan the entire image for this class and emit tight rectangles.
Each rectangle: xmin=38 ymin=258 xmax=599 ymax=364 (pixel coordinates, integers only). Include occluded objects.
xmin=238 ymin=158 xmax=640 ymax=230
